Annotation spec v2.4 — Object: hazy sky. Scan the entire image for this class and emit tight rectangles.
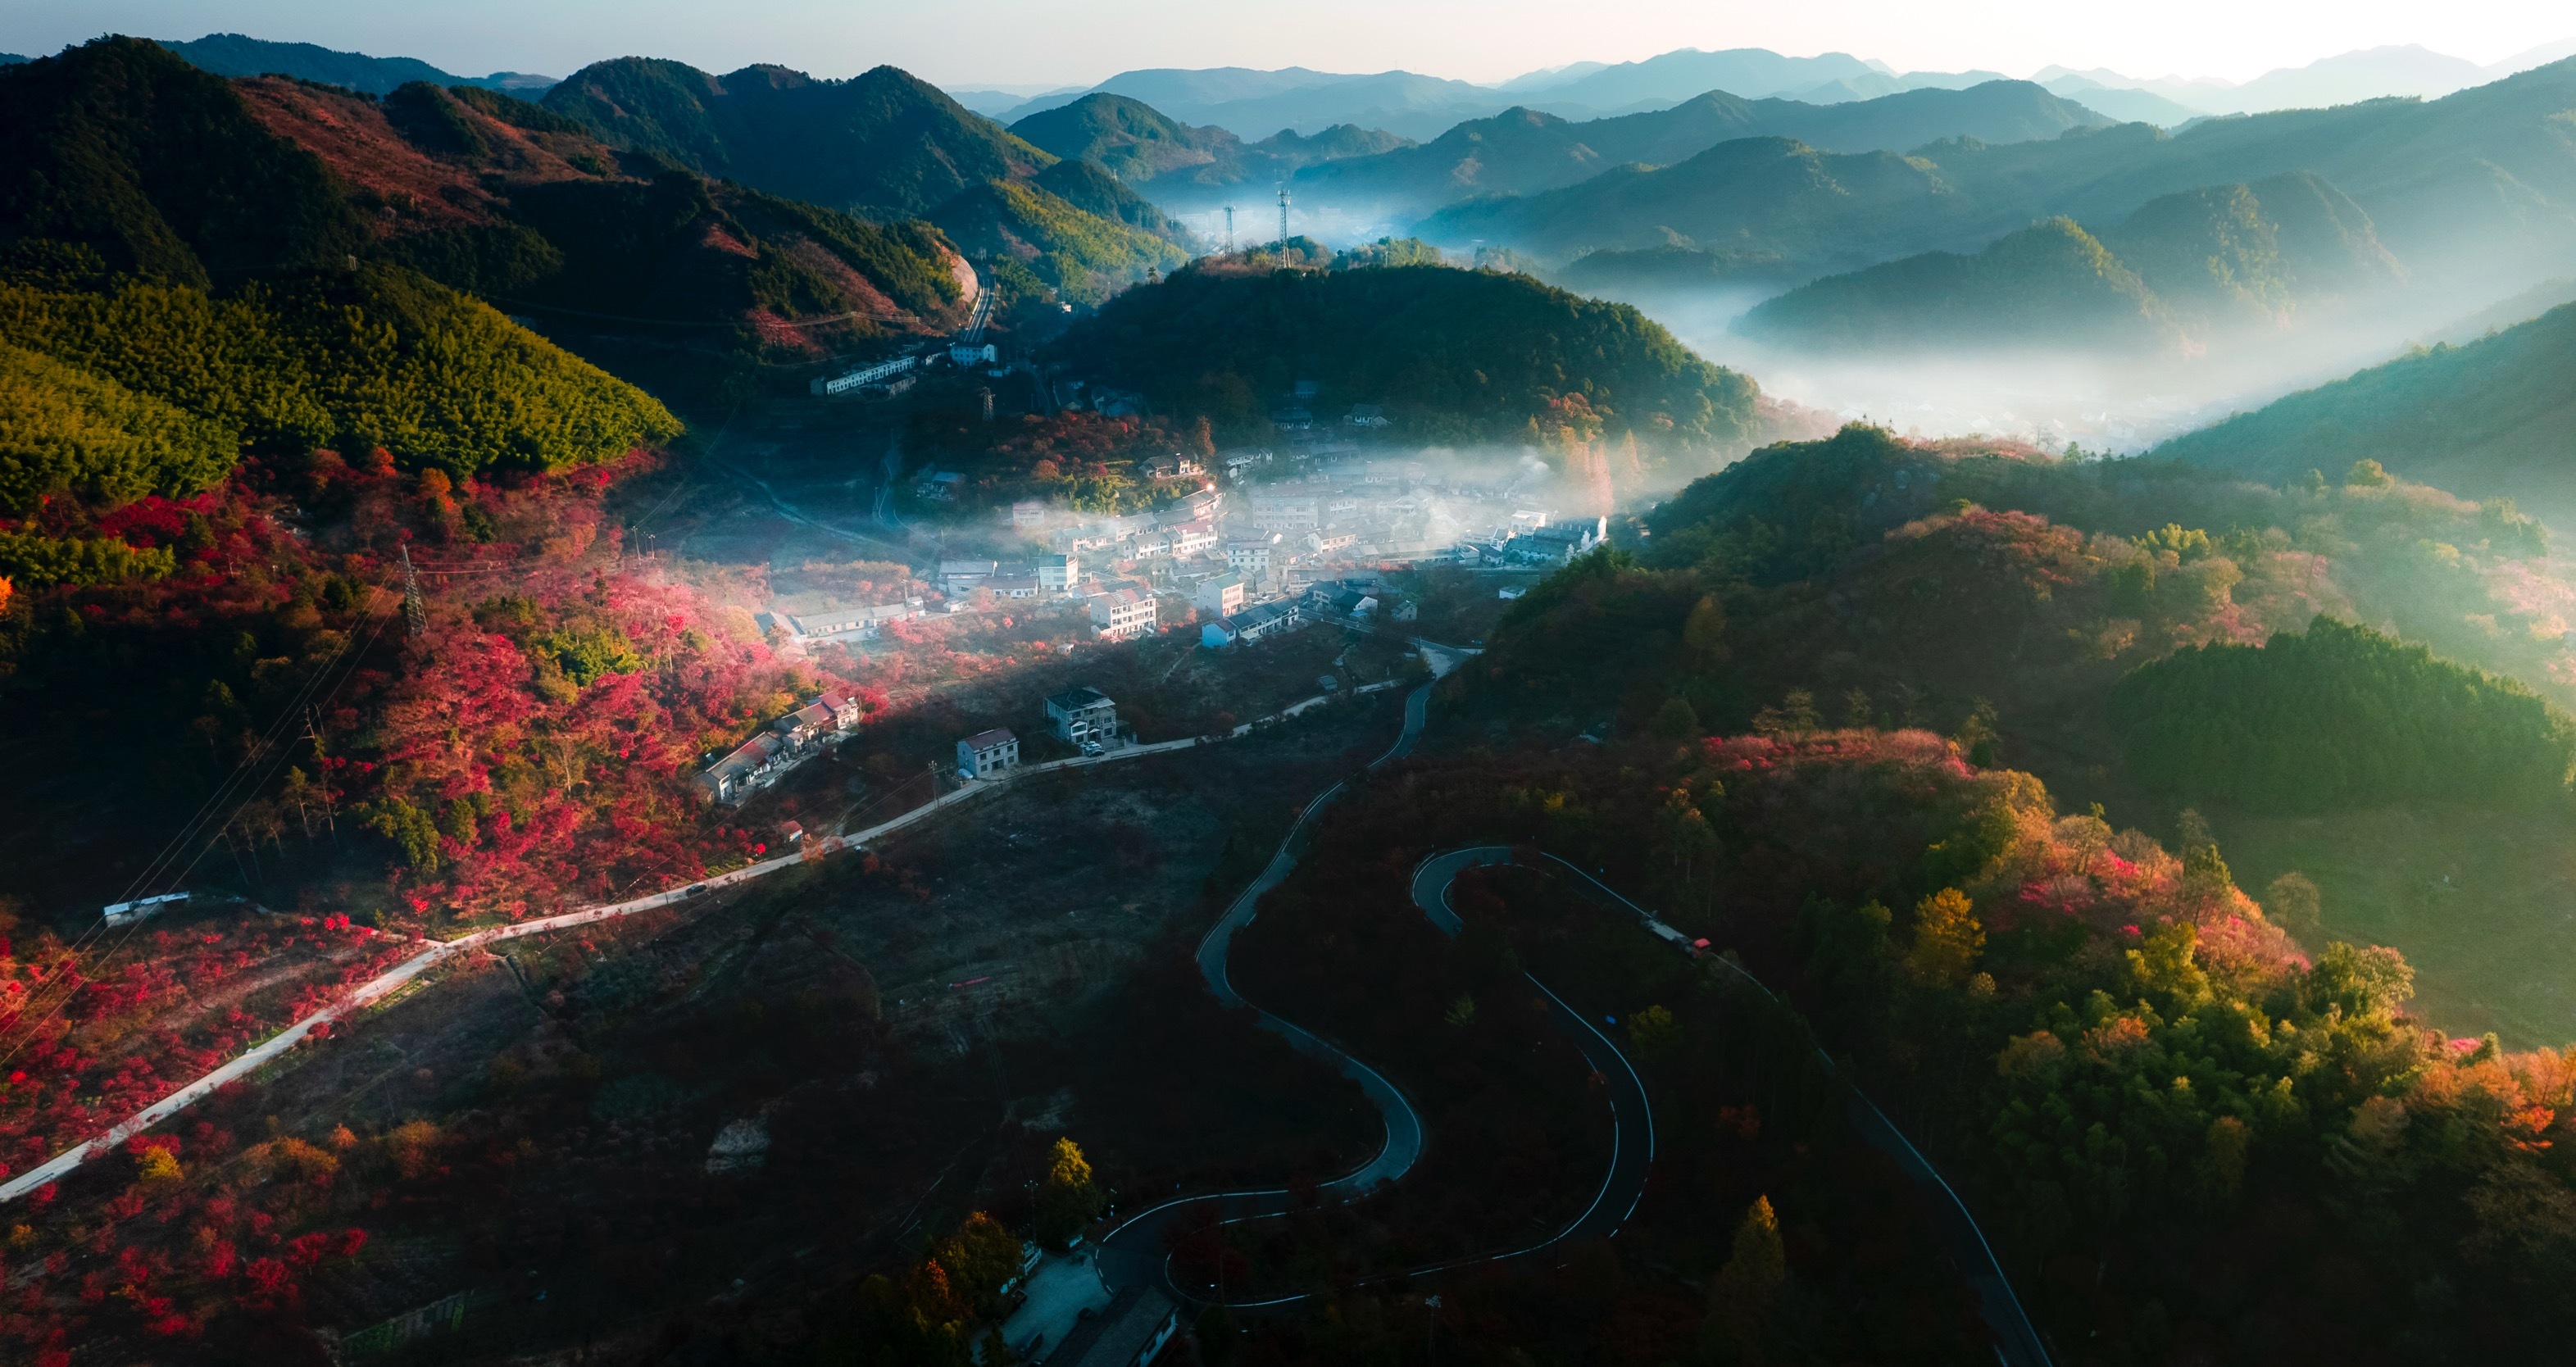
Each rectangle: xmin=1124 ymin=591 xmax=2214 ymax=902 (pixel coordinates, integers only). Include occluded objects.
xmin=6 ymin=0 xmax=2572 ymax=87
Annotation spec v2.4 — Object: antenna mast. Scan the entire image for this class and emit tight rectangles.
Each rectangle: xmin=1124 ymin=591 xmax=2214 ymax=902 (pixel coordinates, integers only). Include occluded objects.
xmin=1276 ymin=185 xmax=1291 ymax=260
xmin=1223 ymin=205 xmax=1235 ymax=254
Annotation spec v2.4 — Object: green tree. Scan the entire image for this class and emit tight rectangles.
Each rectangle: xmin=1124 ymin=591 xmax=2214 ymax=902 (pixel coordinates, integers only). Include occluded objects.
xmin=1706 ymin=1195 xmax=1788 ymax=1361
xmin=2175 ymin=808 xmax=2232 ymax=887
xmin=930 ymin=1212 xmax=1025 ymax=1317
xmin=2265 ymin=871 xmax=2322 ymax=942
xmin=1034 ymin=1137 xmax=1105 ymax=1247
xmin=366 ymin=796 xmax=443 ymax=874
xmin=1906 ymin=888 xmax=1984 ymax=987
xmin=1627 ymin=1004 xmax=1681 ymax=1061
xmin=1953 ymin=699 xmax=2001 ymax=767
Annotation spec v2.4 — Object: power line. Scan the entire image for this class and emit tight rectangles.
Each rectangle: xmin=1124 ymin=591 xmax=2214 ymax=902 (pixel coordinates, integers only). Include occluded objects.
xmin=0 ymin=589 xmax=403 ymax=1068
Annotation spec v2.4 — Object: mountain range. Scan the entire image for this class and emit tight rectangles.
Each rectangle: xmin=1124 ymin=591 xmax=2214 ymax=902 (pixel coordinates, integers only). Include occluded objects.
xmin=1420 ymin=57 xmax=2576 ymax=300
xmin=1733 ymin=172 xmax=2403 ymax=352
xmin=972 ymin=39 xmax=2576 ymax=139
xmin=1288 ymin=80 xmax=2112 ymax=220
xmin=983 ymin=50 xmax=2133 ymax=139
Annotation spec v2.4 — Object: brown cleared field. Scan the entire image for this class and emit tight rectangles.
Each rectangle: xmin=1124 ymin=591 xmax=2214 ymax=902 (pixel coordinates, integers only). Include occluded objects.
xmin=177 ymin=691 xmax=1403 ymax=1357
xmin=2216 ymin=802 xmax=2576 ymax=1047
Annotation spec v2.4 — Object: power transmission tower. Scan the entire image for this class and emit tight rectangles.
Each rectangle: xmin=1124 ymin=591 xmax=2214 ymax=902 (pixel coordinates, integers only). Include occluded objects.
xmin=398 ymin=543 xmax=426 ymax=638
xmin=1276 ymin=185 xmax=1290 ymax=258
xmin=1223 ymin=205 xmax=1235 ymax=253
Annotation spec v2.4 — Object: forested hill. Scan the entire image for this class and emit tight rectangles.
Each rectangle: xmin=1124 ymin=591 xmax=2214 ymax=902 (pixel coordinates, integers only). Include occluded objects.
xmin=0 ymin=38 xmax=373 ymax=284
xmin=540 ymin=58 xmax=1047 ymax=219
xmin=0 ymin=39 xmax=682 ymax=584
xmin=1008 ymin=93 xmax=1235 ymax=184
xmin=1054 ymin=261 xmax=1762 ymax=460
xmin=1736 ymin=217 xmax=2178 ymax=352
xmin=236 ymin=75 xmax=974 ymax=347
xmin=1006 ymin=93 xmax=1410 ymax=203
xmin=2151 ymin=301 xmax=2576 ymax=515
xmin=1734 ymin=171 xmax=2403 ymax=352
xmin=2110 ymin=616 xmax=2576 ymax=809
xmin=0 ymin=38 xmax=977 ymax=415
xmin=538 ymin=57 xmax=1192 ymax=301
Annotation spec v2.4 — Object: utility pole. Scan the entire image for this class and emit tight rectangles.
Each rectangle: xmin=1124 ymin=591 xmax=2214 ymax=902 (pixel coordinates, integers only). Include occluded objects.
xmin=1276 ymin=185 xmax=1290 ymax=259
xmin=303 ymin=710 xmax=337 ymax=837
xmin=398 ymin=543 xmax=426 ymax=638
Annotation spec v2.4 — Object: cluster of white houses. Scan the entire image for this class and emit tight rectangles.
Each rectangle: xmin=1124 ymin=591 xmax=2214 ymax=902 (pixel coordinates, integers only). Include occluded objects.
xmin=693 ymin=689 xmax=865 ymax=805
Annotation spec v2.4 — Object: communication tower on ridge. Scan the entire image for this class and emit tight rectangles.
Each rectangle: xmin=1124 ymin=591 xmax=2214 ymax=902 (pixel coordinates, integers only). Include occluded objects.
xmin=1276 ymin=185 xmax=1290 ymax=258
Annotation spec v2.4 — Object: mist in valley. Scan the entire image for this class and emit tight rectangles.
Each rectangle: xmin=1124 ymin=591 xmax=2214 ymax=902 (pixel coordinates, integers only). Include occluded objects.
xmin=1585 ymin=263 xmax=2576 ymax=458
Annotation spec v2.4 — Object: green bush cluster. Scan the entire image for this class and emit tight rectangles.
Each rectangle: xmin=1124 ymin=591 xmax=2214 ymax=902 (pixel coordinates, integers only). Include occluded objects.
xmin=0 ymin=341 xmax=234 ymax=515
xmin=0 ymin=528 xmax=178 ymax=586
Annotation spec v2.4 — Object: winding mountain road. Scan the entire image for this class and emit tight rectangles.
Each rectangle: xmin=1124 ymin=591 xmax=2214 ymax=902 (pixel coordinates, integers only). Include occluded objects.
xmin=1096 ymin=688 xmax=1661 ymax=1310
xmin=1094 ymin=708 xmax=2049 ymax=1365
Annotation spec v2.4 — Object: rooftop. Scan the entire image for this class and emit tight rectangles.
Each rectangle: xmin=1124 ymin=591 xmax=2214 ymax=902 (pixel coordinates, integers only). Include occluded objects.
xmin=961 ymin=728 xmax=1017 ymax=750
xmin=1047 ymin=685 xmax=1112 ymax=711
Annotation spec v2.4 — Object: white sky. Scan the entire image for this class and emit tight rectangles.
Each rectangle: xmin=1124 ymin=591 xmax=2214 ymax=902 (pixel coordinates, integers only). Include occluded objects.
xmin=4 ymin=0 xmax=2572 ymax=87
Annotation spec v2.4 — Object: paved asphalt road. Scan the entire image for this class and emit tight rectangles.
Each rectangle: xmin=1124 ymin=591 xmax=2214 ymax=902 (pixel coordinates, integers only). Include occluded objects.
xmin=1097 ymin=688 xmax=1663 ymax=1310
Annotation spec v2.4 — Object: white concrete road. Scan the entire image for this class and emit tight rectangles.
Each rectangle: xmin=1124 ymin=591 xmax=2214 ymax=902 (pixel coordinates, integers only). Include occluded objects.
xmin=0 ymin=677 xmax=1424 ymax=1203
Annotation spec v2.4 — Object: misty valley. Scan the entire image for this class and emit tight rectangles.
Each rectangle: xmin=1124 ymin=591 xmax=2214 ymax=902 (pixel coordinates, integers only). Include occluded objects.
xmin=2 ymin=19 xmax=2576 ymax=1367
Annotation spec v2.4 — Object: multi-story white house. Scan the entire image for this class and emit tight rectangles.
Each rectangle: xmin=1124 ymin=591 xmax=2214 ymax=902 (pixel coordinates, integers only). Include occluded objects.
xmin=1249 ymin=492 xmax=1321 ymax=532
xmin=1038 ymin=552 xmax=1081 ymax=593
xmin=1088 ymin=588 xmax=1157 ymax=641
xmin=1045 ymin=687 xmax=1118 ymax=743
xmin=956 ymin=728 xmax=1020 ymax=778
xmin=1194 ymin=573 xmax=1247 ymax=618
xmin=1226 ymin=534 xmax=1280 ymax=575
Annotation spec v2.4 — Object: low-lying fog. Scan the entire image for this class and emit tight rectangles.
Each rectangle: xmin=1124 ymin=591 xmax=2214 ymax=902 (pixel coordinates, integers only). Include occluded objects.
xmin=1209 ymin=209 xmax=2575 ymax=456
xmin=1616 ymin=278 xmax=2576 ymax=455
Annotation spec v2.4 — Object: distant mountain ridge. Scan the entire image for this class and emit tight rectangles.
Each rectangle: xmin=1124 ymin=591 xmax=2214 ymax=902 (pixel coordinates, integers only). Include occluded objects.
xmin=159 ymin=33 xmax=554 ymax=96
xmin=978 ymin=39 xmax=2569 ymax=143
xmin=1293 ymin=79 xmax=2111 ymax=218
xmin=1735 ymin=172 xmax=2403 ymax=352
xmin=1422 ymin=58 xmax=2576 ymax=302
